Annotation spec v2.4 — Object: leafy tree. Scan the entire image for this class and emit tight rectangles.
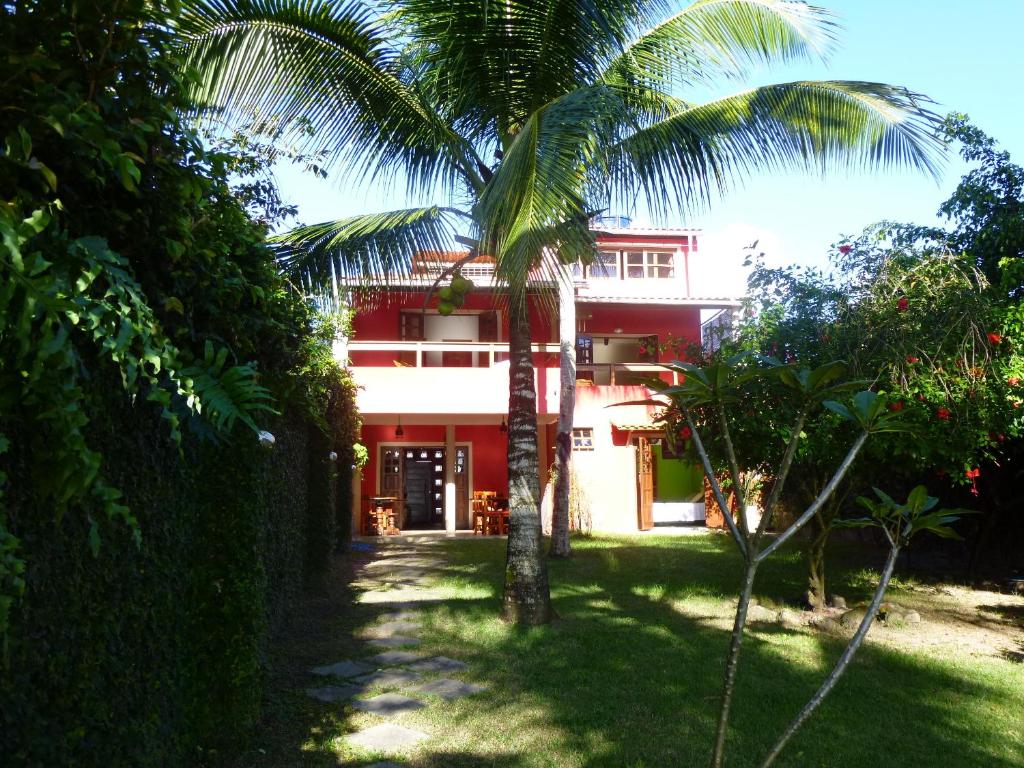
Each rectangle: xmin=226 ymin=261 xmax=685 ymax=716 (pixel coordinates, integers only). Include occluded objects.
xmin=639 ymin=356 xmax=968 ymax=767
xmin=0 ymin=0 xmax=328 ymax=635
xmin=174 ymin=0 xmax=941 ymax=623
xmin=734 ymin=117 xmax=1024 ymax=603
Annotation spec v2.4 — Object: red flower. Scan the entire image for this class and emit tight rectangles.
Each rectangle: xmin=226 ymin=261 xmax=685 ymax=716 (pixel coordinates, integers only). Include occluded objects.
xmin=987 ymin=332 xmax=1002 ymax=344
xmin=679 ymin=425 xmax=693 ymax=441
xmin=966 ymin=467 xmax=981 ymax=496
xmin=639 ymin=345 xmax=647 ymax=354
xmin=936 ymin=407 xmax=951 ymax=421
xmin=906 ymin=355 xmax=920 ymax=364
xmin=989 ymin=431 xmax=1006 ymax=443
xmin=887 ymin=400 xmax=904 ymax=412
xmin=1009 ymin=377 xmax=1021 ymax=386
xmin=897 ymin=297 xmax=909 ymax=312
xmin=838 ymin=244 xmax=852 ymax=255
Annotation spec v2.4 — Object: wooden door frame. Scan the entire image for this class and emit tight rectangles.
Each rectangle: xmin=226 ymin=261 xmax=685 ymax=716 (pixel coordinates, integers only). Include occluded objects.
xmin=376 ymin=441 xmax=474 ymax=528
xmin=634 ymin=435 xmax=655 ymax=531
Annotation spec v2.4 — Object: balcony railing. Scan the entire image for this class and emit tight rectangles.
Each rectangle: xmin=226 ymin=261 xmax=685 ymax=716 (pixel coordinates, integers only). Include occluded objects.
xmin=345 ymin=340 xmax=681 ymax=384
xmin=347 ymin=340 xmax=558 ymax=367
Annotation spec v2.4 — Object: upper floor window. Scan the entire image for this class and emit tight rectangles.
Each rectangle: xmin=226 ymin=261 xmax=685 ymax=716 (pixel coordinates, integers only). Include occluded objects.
xmin=625 ymin=250 xmax=674 ymax=279
xmin=590 ymin=250 xmax=620 ymax=279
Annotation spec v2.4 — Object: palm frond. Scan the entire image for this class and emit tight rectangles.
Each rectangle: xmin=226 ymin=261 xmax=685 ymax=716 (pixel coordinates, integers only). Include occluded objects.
xmin=273 ymin=206 xmax=467 ymax=294
xmin=604 ymin=0 xmax=837 ymax=89
xmin=398 ymin=0 xmax=658 ymax=140
xmin=609 ymin=80 xmax=944 ymax=219
xmin=177 ymin=341 xmax=277 ymax=434
xmin=174 ymin=0 xmax=484 ymax=197
xmin=476 ymin=86 xmax=628 ymax=294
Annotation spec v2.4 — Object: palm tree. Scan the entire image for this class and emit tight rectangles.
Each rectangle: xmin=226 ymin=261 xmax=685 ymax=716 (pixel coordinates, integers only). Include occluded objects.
xmin=175 ymin=0 xmax=941 ymax=627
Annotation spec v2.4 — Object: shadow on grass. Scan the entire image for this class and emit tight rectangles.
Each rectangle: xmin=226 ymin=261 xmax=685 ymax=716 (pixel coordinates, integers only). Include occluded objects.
xmin=235 ymin=535 xmax=1024 ymax=768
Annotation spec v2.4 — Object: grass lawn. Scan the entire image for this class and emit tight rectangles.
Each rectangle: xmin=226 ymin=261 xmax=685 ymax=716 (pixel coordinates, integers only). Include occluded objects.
xmin=237 ymin=533 xmax=1024 ymax=768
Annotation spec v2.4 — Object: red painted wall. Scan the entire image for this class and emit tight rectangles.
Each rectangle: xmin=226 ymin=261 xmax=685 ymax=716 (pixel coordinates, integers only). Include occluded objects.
xmin=351 ymin=292 xmax=555 ymax=343
xmin=359 ymin=423 xmax=511 ymax=501
xmin=455 ymin=425 xmax=509 ymax=493
xmin=580 ymin=303 xmax=700 ymax=347
xmin=360 ymin=424 xmax=447 ymax=501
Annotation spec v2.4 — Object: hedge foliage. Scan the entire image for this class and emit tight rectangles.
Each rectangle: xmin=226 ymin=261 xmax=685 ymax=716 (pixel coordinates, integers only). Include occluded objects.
xmin=0 ymin=1 xmax=359 ymax=764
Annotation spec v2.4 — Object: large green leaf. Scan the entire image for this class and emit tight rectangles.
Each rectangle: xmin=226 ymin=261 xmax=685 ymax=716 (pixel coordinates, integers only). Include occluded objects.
xmin=273 ymin=206 xmax=465 ymax=293
xmin=175 ymin=0 xmax=484 ymax=196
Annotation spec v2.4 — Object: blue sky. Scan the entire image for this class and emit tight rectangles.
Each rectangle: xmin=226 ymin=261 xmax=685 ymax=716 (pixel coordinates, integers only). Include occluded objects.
xmin=274 ymin=0 xmax=1024 ymax=278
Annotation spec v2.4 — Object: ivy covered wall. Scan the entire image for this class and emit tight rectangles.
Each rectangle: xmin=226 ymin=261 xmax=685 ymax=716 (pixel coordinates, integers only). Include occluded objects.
xmin=0 ymin=2 xmax=360 ymax=764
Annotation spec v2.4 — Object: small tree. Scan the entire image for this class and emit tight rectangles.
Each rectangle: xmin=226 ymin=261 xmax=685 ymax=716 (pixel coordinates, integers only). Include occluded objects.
xmin=635 ymin=355 xmax=968 ymax=766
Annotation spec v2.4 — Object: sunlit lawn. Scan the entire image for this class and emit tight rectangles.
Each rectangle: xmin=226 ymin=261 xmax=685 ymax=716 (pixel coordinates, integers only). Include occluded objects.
xmin=240 ymin=533 xmax=1024 ymax=768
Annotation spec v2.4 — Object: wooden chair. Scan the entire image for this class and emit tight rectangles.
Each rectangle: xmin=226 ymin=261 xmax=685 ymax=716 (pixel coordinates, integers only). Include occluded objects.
xmin=471 ymin=498 xmax=487 ymax=535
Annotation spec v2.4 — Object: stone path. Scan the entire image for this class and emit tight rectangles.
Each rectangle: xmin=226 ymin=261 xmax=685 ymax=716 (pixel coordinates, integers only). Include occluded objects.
xmin=305 ymin=536 xmax=487 ymax=764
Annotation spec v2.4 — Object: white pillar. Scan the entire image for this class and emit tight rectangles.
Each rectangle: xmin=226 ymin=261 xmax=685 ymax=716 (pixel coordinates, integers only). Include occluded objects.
xmin=444 ymin=424 xmax=456 ymax=533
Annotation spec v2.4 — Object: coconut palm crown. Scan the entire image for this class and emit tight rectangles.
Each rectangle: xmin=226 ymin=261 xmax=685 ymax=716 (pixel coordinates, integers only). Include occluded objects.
xmin=174 ymin=0 xmax=942 ymax=629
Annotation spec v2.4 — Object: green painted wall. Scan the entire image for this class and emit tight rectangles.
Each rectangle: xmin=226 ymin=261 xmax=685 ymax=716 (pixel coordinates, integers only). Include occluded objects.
xmin=654 ymin=444 xmax=703 ymax=502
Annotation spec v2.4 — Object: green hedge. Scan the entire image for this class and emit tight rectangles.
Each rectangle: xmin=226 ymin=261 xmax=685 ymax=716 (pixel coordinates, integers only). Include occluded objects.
xmin=0 ymin=390 xmax=344 ymax=766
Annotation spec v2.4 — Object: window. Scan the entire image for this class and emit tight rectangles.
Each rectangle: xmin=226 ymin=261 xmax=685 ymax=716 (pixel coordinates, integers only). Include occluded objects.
xmin=382 ymin=449 xmax=401 ymax=494
xmin=575 ymin=334 xmax=593 ymax=364
xmin=589 ymin=250 xmax=620 ymax=279
xmin=572 ymin=427 xmax=595 ymax=451
xmin=625 ymin=250 xmax=674 ymax=279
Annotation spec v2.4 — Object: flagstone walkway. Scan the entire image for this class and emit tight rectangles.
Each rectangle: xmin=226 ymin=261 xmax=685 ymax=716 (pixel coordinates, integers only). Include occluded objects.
xmin=305 ymin=536 xmax=486 ymax=765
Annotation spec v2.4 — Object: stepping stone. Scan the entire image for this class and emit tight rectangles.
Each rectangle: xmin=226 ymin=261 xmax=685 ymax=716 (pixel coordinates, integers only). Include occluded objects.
xmin=407 ymin=656 xmax=467 ymax=673
xmin=370 ymin=650 xmax=426 ymax=665
xmin=347 ymin=723 xmax=428 ymax=751
xmin=352 ymin=692 xmax=426 ymax=716
xmin=374 ymin=611 xmax=421 ymax=625
xmin=410 ymin=678 xmax=486 ymax=701
xmin=306 ymin=684 xmax=361 ymax=702
xmin=353 ymin=669 xmax=421 ymax=688
xmin=312 ymin=659 xmax=373 ymax=678
xmin=367 ymin=635 xmax=421 ymax=649
xmin=367 ymin=620 xmax=422 ymax=636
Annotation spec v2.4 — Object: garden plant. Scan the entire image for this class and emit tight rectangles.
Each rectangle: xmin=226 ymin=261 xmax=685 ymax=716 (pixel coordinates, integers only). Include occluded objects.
xmin=637 ymin=355 xmax=970 ymax=766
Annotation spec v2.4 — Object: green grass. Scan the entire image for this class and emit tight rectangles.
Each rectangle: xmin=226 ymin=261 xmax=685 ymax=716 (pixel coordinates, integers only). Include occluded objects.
xmin=238 ymin=534 xmax=1024 ymax=768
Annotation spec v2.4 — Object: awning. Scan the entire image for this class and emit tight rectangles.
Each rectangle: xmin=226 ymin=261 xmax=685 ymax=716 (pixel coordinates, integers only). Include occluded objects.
xmin=609 ymin=420 xmax=664 ymax=434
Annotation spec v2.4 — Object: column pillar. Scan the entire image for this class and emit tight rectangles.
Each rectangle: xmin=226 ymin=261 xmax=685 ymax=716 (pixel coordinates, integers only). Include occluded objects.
xmin=444 ymin=424 xmax=456 ymax=533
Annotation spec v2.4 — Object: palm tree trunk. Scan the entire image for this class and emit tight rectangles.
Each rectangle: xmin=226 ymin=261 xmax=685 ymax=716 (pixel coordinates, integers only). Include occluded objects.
xmin=503 ymin=291 xmax=552 ymax=625
xmin=550 ymin=268 xmax=575 ymax=558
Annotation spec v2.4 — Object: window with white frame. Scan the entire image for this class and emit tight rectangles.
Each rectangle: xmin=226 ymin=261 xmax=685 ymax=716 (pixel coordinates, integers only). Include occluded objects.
xmin=588 ymin=250 xmax=620 ymax=279
xmin=572 ymin=427 xmax=595 ymax=451
xmin=625 ymin=250 xmax=674 ymax=279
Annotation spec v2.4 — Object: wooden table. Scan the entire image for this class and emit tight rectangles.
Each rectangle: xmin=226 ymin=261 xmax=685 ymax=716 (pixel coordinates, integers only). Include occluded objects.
xmin=365 ymin=496 xmax=399 ymax=536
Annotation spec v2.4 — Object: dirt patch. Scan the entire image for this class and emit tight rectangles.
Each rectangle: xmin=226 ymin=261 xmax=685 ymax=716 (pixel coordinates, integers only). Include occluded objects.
xmin=672 ymin=583 xmax=1024 ymax=662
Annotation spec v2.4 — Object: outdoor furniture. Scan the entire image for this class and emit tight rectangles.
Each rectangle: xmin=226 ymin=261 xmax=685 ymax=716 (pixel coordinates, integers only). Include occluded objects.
xmin=365 ymin=496 xmax=399 ymax=536
xmin=472 ymin=491 xmax=507 ymax=535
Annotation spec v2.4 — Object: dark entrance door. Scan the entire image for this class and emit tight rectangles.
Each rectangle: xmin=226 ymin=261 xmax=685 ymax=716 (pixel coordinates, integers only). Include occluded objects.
xmin=402 ymin=446 xmax=445 ymax=529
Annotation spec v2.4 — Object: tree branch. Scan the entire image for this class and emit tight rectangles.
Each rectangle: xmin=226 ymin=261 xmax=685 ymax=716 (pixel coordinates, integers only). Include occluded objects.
xmin=756 ymin=430 xmax=869 ymax=563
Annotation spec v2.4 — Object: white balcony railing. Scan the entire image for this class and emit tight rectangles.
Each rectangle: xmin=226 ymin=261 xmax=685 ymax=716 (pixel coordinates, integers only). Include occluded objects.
xmin=346 ymin=340 xmax=681 ymax=384
xmin=347 ymin=340 xmax=558 ymax=367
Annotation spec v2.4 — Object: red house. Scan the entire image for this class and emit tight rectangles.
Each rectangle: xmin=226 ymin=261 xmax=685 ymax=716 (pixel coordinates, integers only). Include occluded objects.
xmin=346 ymin=220 xmax=740 ymax=535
